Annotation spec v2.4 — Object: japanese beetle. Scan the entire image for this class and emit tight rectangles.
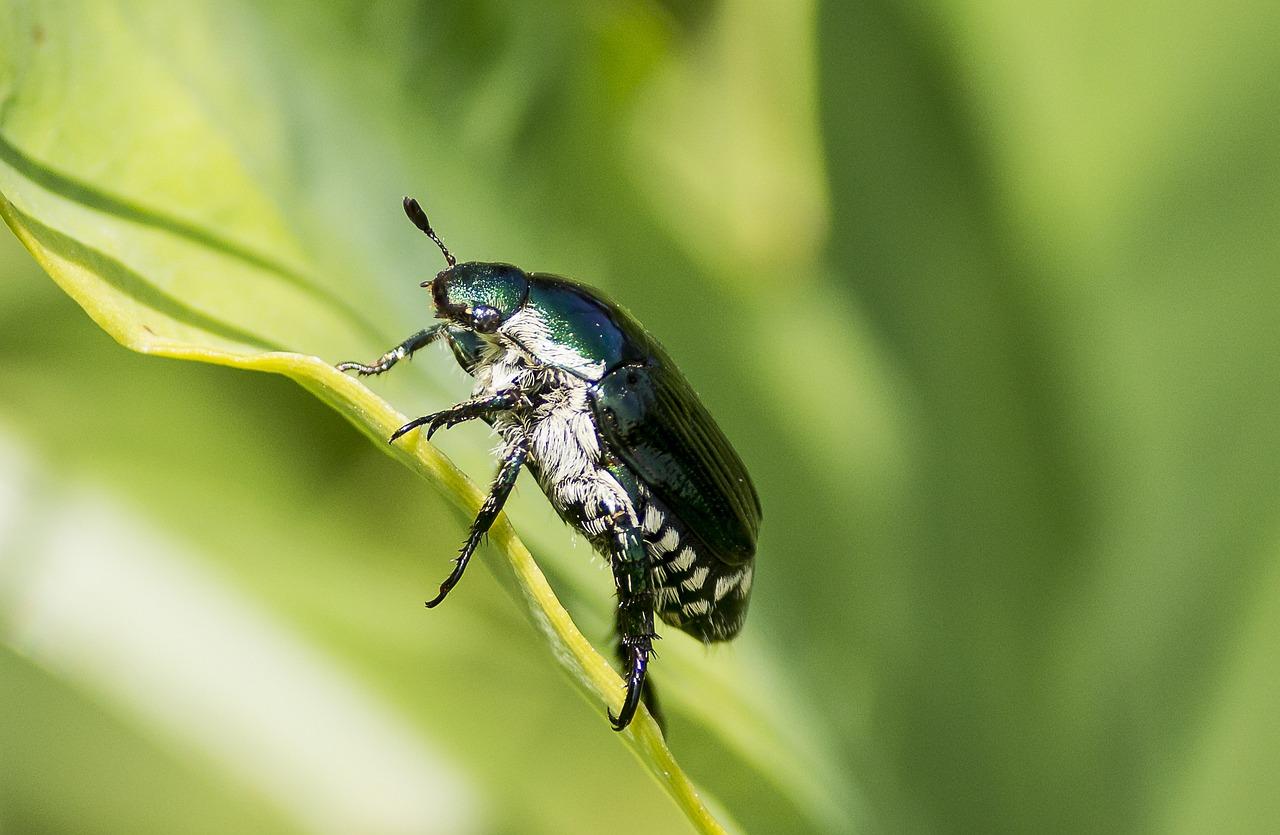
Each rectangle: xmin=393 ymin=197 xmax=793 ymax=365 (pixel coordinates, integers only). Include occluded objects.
xmin=338 ymin=197 xmax=761 ymax=731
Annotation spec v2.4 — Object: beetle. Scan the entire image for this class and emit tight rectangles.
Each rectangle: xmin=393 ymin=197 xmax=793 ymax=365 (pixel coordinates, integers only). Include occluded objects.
xmin=338 ymin=197 xmax=761 ymax=731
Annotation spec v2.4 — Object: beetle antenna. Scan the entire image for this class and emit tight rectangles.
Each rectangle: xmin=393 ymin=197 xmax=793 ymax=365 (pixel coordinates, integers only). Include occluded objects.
xmin=403 ymin=196 xmax=456 ymax=267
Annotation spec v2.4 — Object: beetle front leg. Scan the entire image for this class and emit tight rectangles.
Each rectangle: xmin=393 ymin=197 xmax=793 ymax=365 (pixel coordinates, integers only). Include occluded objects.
xmin=389 ymin=389 xmax=523 ymax=443
xmin=426 ymin=433 xmax=529 ymax=608
xmin=336 ymin=326 xmax=443 ymax=376
xmin=607 ymin=523 xmax=657 ymax=732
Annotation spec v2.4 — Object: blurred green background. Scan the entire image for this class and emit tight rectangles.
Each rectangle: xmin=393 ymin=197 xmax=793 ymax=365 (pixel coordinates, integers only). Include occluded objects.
xmin=2 ymin=0 xmax=1279 ymax=832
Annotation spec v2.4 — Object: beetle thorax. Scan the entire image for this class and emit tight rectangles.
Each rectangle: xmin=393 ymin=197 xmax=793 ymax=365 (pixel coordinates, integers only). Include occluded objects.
xmin=495 ymin=307 xmax=608 ymax=380
xmin=467 ymin=320 xmax=639 ymax=542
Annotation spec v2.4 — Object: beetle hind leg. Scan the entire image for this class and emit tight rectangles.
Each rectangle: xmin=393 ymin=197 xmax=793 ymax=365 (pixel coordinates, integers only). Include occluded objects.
xmin=615 ymin=629 xmax=665 ymax=734
xmin=606 ymin=523 xmax=660 ymax=732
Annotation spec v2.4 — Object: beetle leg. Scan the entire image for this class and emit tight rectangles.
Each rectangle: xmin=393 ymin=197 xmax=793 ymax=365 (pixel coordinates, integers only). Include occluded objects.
xmin=616 ymin=630 xmax=665 ymax=734
xmin=606 ymin=522 xmax=658 ymax=732
xmin=426 ymin=432 xmax=529 ymax=608
xmin=337 ymin=326 xmax=444 ymax=376
xmin=389 ymin=389 xmax=522 ymax=443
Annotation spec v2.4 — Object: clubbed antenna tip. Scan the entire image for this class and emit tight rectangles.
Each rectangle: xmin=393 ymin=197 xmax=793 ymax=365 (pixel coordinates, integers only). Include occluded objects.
xmin=403 ymin=196 xmax=456 ymax=267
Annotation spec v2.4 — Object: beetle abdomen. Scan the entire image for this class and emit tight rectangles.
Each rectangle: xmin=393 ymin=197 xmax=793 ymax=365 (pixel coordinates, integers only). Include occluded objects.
xmin=638 ymin=492 xmax=753 ymax=642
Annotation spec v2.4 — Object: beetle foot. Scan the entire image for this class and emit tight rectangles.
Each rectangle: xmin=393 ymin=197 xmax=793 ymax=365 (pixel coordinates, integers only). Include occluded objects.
xmin=336 ymin=360 xmax=384 ymax=376
xmin=609 ymin=635 xmax=655 ymax=731
xmin=388 ymin=411 xmax=459 ymax=444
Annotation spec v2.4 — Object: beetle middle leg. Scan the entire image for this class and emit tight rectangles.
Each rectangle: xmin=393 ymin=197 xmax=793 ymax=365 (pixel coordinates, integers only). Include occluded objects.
xmin=427 ymin=432 xmax=529 ymax=608
xmin=606 ymin=521 xmax=658 ymax=732
xmin=389 ymin=389 xmax=522 ymax=443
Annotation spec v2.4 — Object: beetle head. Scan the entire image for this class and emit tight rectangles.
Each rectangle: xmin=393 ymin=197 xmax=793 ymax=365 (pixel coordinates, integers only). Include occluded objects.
xmin=428 ymin=262 xmax=530 ymax=333
xmin=402 ymin=195 xmax=529 ymax=333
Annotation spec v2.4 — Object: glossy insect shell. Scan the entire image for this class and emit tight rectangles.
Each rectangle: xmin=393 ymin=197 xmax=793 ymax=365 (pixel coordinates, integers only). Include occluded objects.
xmin=431 ymin=262 xmax=530 ymax=331
xmin=441 ymin=270 xmax=649 ymax=380
xmin=442 ymin=266 xmax=761 ymax=637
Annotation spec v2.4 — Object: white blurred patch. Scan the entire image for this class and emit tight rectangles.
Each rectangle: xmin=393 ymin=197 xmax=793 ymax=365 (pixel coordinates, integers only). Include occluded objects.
xmin=0 ymin=433 xmax=477 ymax=835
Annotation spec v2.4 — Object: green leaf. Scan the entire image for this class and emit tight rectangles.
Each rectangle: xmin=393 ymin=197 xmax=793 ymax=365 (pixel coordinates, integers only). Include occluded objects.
xmin=0 ymin=2 xmax=852 ymax=833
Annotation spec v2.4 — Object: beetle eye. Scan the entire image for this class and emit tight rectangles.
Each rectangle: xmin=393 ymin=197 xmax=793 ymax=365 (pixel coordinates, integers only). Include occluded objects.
xmin=470 ymin=305 xmax=502 ymax=333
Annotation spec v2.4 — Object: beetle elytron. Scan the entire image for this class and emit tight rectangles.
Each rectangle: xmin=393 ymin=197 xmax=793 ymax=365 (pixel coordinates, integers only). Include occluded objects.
xmin=338 ymin=197 xmax=761 ymax=731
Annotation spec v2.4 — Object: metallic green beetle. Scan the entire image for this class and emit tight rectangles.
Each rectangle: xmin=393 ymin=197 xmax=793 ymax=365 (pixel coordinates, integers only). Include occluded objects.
xmin=338 ymin=198 xmax=761 ymax=731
